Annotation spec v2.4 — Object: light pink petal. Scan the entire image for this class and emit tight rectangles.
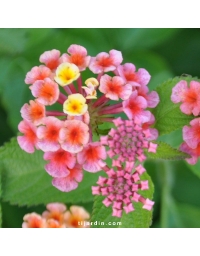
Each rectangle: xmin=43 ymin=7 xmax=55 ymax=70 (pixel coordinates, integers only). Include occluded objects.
xmin=68 ymin=44 xmax=87 ymax=56
xmin=39 ymin=49 xmax=61 ymax=70
xmin=109 ymin=49 xmax=123 ymax=67
xmin=37 ymin=140 xmax=60 ymax=152
xmin=171 ymin=80 xmax=188 ymax=103
xmin=120 ymin=83 xmax=132 ymax=100
xmin=180 ymin=102 xmax=193 ymax=115
xmin=52 ymin=176 xmax=78 ymax=192
xmin=17 ymin=136 xmax=35 ymax=153
xmin=137 ymin=68 xmax=151 ymax=86
xmin=61 ymin=141 xmax=83 ymax=153
xmin=190 ymin=81 xmax=200 ymax=91
xmin=46 ymin=203 xmax=67 ymax=213
xmin=83 ymin=161 xmax=101 ymax=173
xmin=147 ymin=91 xmax=160 ymax=108
xmin=25 ymin=65 xmax=52 ymax=84
xmin=17 ymin=120 xmax=38 ymax=153
xmin=183 ymin=125 xmax=198 ymax=149
xmin=36 ymin=126 xmax=46 ymax=139
xmin=77 ymin=150 xmax=86 ymax=164
xmin=45 ymin=161 xmax=70 ymax=177
xmin=148 ymin=128 xmax=159 ymax=140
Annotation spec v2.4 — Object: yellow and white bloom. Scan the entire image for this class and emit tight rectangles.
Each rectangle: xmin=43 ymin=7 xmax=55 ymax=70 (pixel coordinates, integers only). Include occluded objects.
xmin=55 ymin=62 xmax=80 ymax=86
xmin=63 ymin=93 xmax=88 ymax=116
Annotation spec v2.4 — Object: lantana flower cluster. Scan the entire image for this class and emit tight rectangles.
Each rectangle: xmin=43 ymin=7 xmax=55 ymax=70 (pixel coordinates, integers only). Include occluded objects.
xmin=171 ymin=80 xmax=200 ymax=164
xmin=17 ymin=44 xmax=159 ymax=217
xmin=22 ymin=202 xmax=90 ymax=228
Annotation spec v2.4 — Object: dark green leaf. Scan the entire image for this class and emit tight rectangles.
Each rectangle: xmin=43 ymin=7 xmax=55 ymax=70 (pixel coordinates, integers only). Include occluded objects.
xmin=0 ymin=29 xmax=27 ymax=55
xmin=0 ymin=138 xmax=101 ymax=206
xmin=186 ymin=159 xmax=200 ymax=179
xmin=146 ymin=141 xmax=189 ymax=161
xmin=0 ymin=163 xmax=2 ymax=227
xmin=152 ymin=77 xmax=199 ymax=135
xmin=176 ymin=202 xmax=200 ymax=228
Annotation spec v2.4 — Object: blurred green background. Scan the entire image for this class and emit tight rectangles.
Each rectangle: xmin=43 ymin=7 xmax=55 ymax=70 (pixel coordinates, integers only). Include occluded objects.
xmin=0 ymin=28 xmax=200 ymax=228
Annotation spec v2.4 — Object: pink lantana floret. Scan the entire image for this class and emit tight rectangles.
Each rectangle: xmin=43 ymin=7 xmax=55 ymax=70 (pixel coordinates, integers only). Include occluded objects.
xmin=59 ymin=120 xmax=89 ymax=153
xmin=182 ymin=118 xmax=200 ymax=149
xmin=77 ymin=142 xmax=107 ymax=173
xmin=25 ymin=65 xmax=52 ymax=85
xmin=180 ymin=81 xmax=200 ymax=116
xmin=137 ymin=84 xmax=159 ymax=108
xmin=89 ymin=49 xmax=123 ymax=74
xmin=117 ymin=63 xmax=151 ymax=87
xmin=171 ymin=80 xmax=200 ymax=116
xmin=99 ymin=74 xmax=132 ymax=100
xmin=44 ymin=149 xmax=76 ymax=177
xmin=20 ymin=100 xmax=45 ymax=125
xmin=37 ymin=116 xmax=63 ymax=152
xmin=52 ymin=164 xmax=83 ymax=192
xmin=22 ymin=213 xmax=46 ymax=228
xmin=180 ymin=142 xmax=200 ymax=165
xmin=171 ymin=80 xmax=188 ymax=103
xmin=39 ymin=49 xmax=61 ymax=70
xmin=17 ymin=120 xmax=38 ymax=153
xmin=30 ymin=78 xmax=59 ymax=105
xmin=123 ymin=90 xmax=151 ymax=122
xmin=61 ymin=44 xmax=90 ymax=71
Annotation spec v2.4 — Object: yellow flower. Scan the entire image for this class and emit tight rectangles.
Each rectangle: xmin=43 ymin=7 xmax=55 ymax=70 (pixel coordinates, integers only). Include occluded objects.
xmin=55 ymin=62 xmax=80 ymax=86
xmin=85 ymin=77 xmax=99 ymax=87
xmin=63 ymin=93 xmax=88 ymax=116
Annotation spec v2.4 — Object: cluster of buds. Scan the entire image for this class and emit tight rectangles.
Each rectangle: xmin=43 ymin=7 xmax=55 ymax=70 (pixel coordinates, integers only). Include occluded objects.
xmin=92 ymin=162 xmax=154 ymax=218
xmin=17 ymin=44 xmax=159 ymax=217
xmin=171 ymin=80 xmax=200 ymax=164
xmin=22 ymin=202 xmax=90 ymax=228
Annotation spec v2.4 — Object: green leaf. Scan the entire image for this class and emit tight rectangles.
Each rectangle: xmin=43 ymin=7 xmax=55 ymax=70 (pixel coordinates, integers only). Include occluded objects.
xmin=146 ymin=141 xmax=189 ymax=160
xmin=0 ymin=163 xmax=2 ymax=227
xmin=101 ymin=28 xmax=180 ymax=51
xmin=186 ymin=159 xmax=200 ymax=179
xmin=152 ymin=76 xmax=199 ymax=135
xmin=0 ymin=29 xmax=27 ymax=56
xmin=176 ymin=202 xmax=200 ymax=228
xmin=0 ymin=58 xmax=32 ymax=132
xmin=90 ymin=172 xmax=154 ymax=228
xmin=0 ymin=138 xmax=100 ymax=207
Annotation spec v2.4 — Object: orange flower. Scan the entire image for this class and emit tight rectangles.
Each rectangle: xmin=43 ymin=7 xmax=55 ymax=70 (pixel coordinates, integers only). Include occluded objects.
xmin=22 ymin=213 xmax=46 ymax=228
xmin=64 ymin=206 xmax=90 ymax=228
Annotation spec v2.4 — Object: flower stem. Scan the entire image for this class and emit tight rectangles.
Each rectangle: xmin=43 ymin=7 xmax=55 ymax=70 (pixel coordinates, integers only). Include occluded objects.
xmin=69 ymin=83 xmax=77 ymax=93
xmin=57 ymin=92 xmax=67 ymax=104
xmin=63 ymin=85 xmax=72 ymax=95
xmin=99 ymin=107 xmax=123 ymax=115
xmin=101 ymin=102 xmax=122 ymax=112
xmin=46 ymin=111 xmax=66 ymax=116
xmin=157 ymin=161 xmax=180 ymax=228
xmin=77 ymin=75 xmax=83 ymax=94
xmin=93 ymin=95 xmax=109 ymax=108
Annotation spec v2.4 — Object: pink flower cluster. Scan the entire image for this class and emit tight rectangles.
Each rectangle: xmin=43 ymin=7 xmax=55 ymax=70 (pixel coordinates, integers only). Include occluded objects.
xmin=92 ymin=162 xmax=154 ymax=218
xmin=17 ymin=44 xmax=159 ymax=214
xmin=101 ymin=117 xmax=158 ymax=167
xmin=171 ymin=80 xmax=200 ymax=164
xmin=22 ymin=202 xmax=90 ymax=228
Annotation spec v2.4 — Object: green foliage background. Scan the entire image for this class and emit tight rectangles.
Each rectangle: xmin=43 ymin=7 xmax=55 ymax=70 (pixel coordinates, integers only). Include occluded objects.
xmin=0 ymin=28 xmax=200 ymax=228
